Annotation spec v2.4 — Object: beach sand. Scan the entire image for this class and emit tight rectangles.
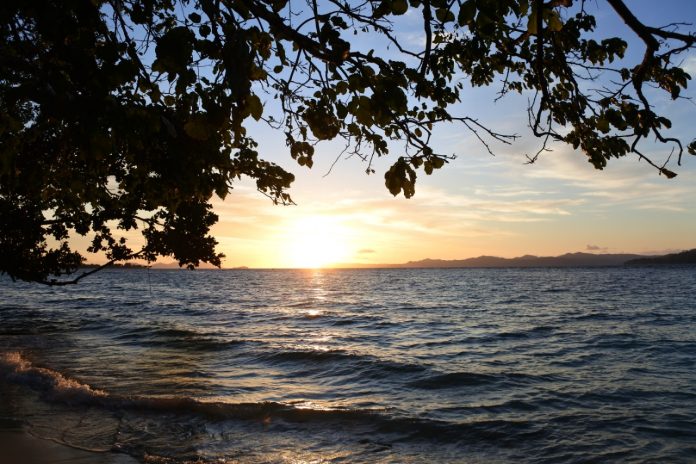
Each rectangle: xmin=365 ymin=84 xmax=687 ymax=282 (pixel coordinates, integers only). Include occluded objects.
xmin=0 ymin=428 xmax=139 ymax=464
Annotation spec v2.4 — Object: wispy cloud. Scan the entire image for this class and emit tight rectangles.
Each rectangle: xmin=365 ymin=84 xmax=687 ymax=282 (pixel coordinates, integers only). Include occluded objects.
xmin=492 ymin=143 xmax=695 ymax=213
xmin=681 ymin=55 xmax=696 ymax=78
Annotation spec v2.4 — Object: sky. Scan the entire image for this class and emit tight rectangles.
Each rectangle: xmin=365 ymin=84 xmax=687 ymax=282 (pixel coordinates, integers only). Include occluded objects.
xmin=197 ymin=1 xmax=696 ymax=269
xmin=72 ymin=1 xmax=696 ymax=269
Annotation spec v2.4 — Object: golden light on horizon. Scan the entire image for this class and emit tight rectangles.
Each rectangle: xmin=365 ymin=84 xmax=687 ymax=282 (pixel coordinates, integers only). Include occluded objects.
xmin=285 ymin=216 xmax=352 ymax=268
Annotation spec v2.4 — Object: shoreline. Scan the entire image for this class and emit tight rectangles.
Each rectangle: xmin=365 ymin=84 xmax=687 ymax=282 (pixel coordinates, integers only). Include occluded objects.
xmin=0 ymin=427 xmax=139 ymax=464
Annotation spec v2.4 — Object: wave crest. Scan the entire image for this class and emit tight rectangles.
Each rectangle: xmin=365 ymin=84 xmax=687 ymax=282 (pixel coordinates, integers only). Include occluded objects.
xmin=0 ymin=351 xmax=107 ymax=400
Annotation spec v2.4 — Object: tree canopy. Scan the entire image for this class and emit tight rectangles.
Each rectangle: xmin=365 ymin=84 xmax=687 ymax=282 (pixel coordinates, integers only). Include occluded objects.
xmin=1 ymin=0 xmax=694 ymax=283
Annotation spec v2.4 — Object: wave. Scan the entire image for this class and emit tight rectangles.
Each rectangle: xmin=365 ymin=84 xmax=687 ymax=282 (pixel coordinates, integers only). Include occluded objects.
xmin=0 ymin=351 xmax=532 ymax=443
xmin=112 ymin=326 xmax=246 ymax=351
xmin=114 ymin=326 xmax=204 ymax=340
xmin=135 ymin=337 xmax=246 ymax=351
xmin=0 ymin=351 xmax=387 ymax=422
xmin=407 ymin=370 xmax=558 ymax=390
xmin=260 ymin=348 xmax=358 ymax=363
xmin=408 ymin=371 xmax=500 ymax=388
xmin=0 ymin=351 xmax=108 ymax=400
xmin=257 ymin=348 xmax=427 ymax=376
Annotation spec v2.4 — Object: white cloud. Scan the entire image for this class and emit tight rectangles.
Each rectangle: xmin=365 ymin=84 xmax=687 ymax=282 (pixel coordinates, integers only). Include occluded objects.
xmin=681 ymin=55 xmax=696 ymax=78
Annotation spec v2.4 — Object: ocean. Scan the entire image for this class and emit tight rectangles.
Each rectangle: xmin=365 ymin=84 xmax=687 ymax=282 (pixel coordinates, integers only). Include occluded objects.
xmin=1 ymin=267 xmax=695 ymax=463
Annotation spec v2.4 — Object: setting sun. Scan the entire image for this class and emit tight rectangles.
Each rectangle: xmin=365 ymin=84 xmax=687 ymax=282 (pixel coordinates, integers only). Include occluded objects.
xmin=286 ymin=216 xmax=352 ymax=268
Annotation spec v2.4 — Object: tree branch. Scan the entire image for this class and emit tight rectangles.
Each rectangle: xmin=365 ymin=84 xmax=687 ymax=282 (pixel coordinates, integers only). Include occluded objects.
xmin=37 ymin=250 xmax=147 ymax=286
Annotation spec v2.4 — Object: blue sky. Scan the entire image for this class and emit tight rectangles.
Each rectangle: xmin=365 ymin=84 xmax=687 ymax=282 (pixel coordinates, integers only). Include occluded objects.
xmin=193 ymin=1 xmax=696 ymax=268
xmin=75 ymin=1 xmax=695 ymax=268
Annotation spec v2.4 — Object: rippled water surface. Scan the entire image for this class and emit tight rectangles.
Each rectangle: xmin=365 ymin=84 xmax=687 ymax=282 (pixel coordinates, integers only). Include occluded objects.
xmin=1 ymin=267 xmax=695 ymax=463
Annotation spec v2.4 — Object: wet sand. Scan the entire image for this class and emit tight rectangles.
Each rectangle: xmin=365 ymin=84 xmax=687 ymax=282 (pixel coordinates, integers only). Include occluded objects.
xmin=0 ymin=428 xmax=139 ymax=464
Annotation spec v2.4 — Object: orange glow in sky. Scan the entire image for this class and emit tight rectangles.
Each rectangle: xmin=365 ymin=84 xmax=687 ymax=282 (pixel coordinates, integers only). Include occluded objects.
xmin=285 ymin=216 xmax=353 ymax=268
xmin=68 ymin=1 xmax=696 ymax=269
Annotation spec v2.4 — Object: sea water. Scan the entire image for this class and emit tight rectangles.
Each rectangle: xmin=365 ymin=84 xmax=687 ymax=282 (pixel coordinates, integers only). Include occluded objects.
xmin=1 ymin=267 xmax=695 ymax=463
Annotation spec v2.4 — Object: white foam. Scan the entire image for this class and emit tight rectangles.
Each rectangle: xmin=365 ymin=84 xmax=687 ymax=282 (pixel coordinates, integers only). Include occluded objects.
xmin=0 ymin=351 xmax=108 ymax=400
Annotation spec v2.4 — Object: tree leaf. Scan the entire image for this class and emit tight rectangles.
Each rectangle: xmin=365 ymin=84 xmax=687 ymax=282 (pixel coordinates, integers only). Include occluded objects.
xmin=547 ymin=11 xmax=563 ymax=32
xmin=660 ymin=168 xmax=677 ymax=179
xmin=392 ymin=0 xmax=408 ymax=15
xmin=458 ymin=1 xmax=476 ymax=26
xmin=184 ymin=116 xmax=212 ymax=140
xmin=247 ymin=94 xmax=263 ymax=121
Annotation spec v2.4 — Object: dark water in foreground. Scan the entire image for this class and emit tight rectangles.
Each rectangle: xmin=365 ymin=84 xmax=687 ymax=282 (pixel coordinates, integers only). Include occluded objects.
xmin=1 ymin=267 xmax=695 ymax=463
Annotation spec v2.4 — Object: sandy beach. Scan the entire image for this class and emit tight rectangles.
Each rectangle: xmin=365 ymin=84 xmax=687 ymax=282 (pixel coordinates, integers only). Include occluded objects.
xmin=0 ymin=428 xmax=139 ymax=464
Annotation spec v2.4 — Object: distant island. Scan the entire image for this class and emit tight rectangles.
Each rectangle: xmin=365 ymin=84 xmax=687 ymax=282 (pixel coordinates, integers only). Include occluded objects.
xmin=82 ymin=261 xmax=221 ymax=270
xmin=82 ymin=249 xmax=696 ymax=270
xmin=625 ymin=249 xmax=696 ymax=266
xmin=82 ymin=262 xmax=148 ymax=269
xmin=335 ymin=249 xmax=696 ymax=269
